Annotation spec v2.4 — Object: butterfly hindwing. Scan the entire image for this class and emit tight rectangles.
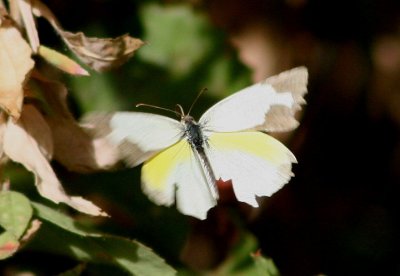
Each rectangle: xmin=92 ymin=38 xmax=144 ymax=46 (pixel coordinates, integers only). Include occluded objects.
xmin=206 ymin=131 xmax=296 ymax=206
xmin=142 ymin=139 xmax=217 ymax=219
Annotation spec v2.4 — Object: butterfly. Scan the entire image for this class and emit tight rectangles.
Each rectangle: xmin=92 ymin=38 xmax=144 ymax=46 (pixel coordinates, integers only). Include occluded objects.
xmin=89 ymin=67 xmax=308 ymax=219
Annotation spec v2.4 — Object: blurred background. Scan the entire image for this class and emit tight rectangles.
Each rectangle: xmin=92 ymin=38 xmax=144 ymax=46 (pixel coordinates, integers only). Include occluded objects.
xmin=3 ymin=0 xmax=400 ymax=275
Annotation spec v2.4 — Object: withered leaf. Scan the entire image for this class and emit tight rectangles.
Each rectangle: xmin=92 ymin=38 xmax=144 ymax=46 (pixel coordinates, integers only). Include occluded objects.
xmin=14 ymin=0 xmax=88 ymax=75
xmin=0 ymin=112 xmax=7 ymax=162
xmin=30 ymin=75 xmax=119 ymax=172
xmin=2 ymin=104 xmax=107 ymax=216
xmin=0 ymin=7 xmax=5 ymax=25
xmin=32 ymin=0 xmax=144 ymax=72
xmin=0 ymin=16 xmax=34 ymax=119
xmin=59 ymin=31 xmax=145 ymax=72
xmin=20 ymin=219 xmax=41 ymax=244
xmin=17 ymin=97 xmax=53 ymax=159
xmin=17 ymin=0 xmax=40 ymax=52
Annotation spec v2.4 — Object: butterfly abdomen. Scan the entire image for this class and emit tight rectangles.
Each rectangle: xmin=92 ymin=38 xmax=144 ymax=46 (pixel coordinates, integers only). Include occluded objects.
xmin=182 ymin=116 xmax=219 ymax=200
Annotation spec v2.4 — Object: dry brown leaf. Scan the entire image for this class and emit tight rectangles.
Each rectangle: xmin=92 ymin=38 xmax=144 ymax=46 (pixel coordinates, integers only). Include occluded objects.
xmin=0 ymin=7 xmax=5 ymax=24
xmin=30 ymin=73 xmax=76 ymax=120
xmin=30 ymin=0 xmax=62 ymax=32
xmin=0 ymin=16 xmax=34 ymax=119
xmin=18 ymin=94 xmax=53 ymax=159
xmin=59 ymin=31 xmax=145 ymax=72
xmin=7 ymin=0 xmax=21 ymax=25
xmin=31 ymin=0 xmax=144 ymax=72
xmin=0 ymin=112 xmax=7 ymax=162
xmin=20 ymin=219 xmax=41 ymax=244
xmin=30 ymin=75 xmax=119 ymax=171
xmin=17 ymin=0 xmax=40 ymax=52
xmin=2 ymin=105 xmax=107 ymax=216
xmin=47 ymin=118 xmax=120 ymax=172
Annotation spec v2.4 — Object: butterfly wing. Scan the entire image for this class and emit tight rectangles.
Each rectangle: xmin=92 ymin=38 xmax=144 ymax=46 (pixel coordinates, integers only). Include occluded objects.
xmin=142 ymin=139 xmax=217 ymax=219
xmin=86 ymin=112 xmax=184 ymax=166
xmin=199 ymin=67 xmax=308 ymax=133
xmin=206 ymin=131 xmax=296 ymax=206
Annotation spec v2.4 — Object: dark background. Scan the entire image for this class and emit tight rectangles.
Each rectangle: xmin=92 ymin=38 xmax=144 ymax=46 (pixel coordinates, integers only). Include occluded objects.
xmin=3 ymin=0 xmax=400 ymax=275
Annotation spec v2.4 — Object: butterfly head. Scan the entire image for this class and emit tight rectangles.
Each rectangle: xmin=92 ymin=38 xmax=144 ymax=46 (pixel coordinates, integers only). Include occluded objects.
xmin=175 ymin=104 xmax=197 ymax=125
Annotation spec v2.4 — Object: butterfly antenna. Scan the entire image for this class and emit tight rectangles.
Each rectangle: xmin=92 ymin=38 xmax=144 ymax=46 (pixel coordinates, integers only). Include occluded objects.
xmin=187 ymin=87 xmax=207 ymax=115
xmin=175 ymin=104 xmax=185 ymax=119
xmin=136 ymin=103 xmax=181 ymax=117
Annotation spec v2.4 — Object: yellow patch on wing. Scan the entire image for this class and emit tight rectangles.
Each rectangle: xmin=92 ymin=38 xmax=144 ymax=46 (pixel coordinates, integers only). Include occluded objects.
xmin=207 ymin=131 xmax=296 ymax=206
xmin=208 ymin=131 xmax=296 ymax=165
xmin=141 ymin=139 xmax=191 ymax=205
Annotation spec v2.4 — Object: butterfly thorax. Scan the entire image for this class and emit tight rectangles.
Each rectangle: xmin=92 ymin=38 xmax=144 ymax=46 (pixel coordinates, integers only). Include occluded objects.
xmin=182 ymin=115 xmax=205 ymax=150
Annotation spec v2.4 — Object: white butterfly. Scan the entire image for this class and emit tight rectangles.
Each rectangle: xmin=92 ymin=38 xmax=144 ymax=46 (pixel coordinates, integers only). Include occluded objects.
xmin=89 ymin=67 xmax=308 ymax=219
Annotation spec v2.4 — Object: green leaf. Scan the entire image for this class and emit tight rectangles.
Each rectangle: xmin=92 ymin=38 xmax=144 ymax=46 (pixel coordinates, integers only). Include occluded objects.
xmin=252 ymin=253 xmax=280 ymax=276
xmin=212 ymin=231 xmax=280 ymax=276
xmin=138 ymin=3 xmax=213 ymax=77
xmin=0 ymin=231 xmax=20 ymax=259
xmin=31 ymin=202 xmax=101 ymax=237
xmin=95 ymin=234 xmax=176 ymax=276
xmin=0 ymin=191 xmax=33 ymax=239
xmin=69 ymin=72 xmax=124 ymax=112
xmin=57 ymin=263 xmax=86 ymax=276
xmin=31 ymin=202 xmax=176 ymax=275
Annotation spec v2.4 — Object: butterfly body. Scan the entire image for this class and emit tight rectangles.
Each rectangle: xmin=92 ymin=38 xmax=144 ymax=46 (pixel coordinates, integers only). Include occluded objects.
xmin=89 ymin=67 xmax=308 ymax=219
xmin=182 ymin=115 xmax=219 ymax=201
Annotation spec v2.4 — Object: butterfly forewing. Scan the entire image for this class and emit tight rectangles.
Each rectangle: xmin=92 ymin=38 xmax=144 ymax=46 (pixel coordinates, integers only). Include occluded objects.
xmin=199 ymin=67 xmax=307 ymax=133
xmin=106 ymin=112 xmax=184 ymax=166
xmin=261 ymin=66 xmax=308 ymax=132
